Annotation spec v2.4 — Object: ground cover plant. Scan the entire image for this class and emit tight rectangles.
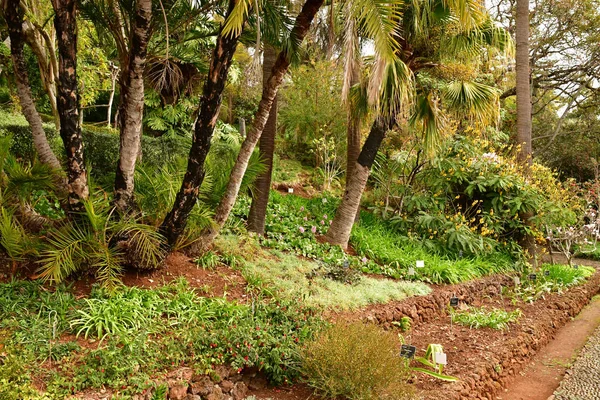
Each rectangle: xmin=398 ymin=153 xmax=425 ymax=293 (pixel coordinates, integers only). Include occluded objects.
xmin=0 ymin=279 xmax=321 ymax=399
xmin=214 ymin=234 xmax=431 ymax=310
xmin=513 ymin=264 xmax=596 ymax=303
xmin=450 ymin=307 xmax=522 ymax=330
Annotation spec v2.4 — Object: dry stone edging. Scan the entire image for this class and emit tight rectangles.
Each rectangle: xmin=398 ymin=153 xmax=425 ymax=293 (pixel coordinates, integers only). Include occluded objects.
xmin=362 ymin=274 xmax=514 ymax=329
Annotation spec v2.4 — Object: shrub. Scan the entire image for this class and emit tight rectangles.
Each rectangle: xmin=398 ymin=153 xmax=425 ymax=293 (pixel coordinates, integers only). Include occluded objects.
xmin=301 ymin=322 xmax=414 ymax=400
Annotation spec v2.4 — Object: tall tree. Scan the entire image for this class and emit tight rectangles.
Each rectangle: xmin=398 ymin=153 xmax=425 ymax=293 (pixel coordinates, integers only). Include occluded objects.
xmin=20 ymin=0 xmax=61 ymax=130
xmin=515 ymin=0 xmax=532 ymax=167
xmin=113 ymin=0 xmax=153 ymax=213
xmin=51 ymin=0 xmax=89 ymax=211
xmin=515 ymin=0 xmax=535 ymax=259
xmin=197 ymin=0 xmax=326 ymax=250
xmin=326 ymin=115 xmax=394 ymax=246
xmin=247 ymin=45 xmax=279 ymax=235
xmin=3 ymin=0 xmax=62 ymax=170
xmin=159 ymin=0 xmax=244 ymax=247
xmin=324 ymin=0 xmax=507 ymax=248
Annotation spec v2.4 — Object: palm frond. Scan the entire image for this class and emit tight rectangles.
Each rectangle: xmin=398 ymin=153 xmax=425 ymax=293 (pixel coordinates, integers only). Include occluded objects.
xmin=341 ymin=9 xmax=360 ymax=103
xmin=4 ymin=159 xmax=55 ymax=203
xmin=115 ymin=221 xmax=166 ymax=270
xmin=442 ymin=17 xmax=513 ymax=59
xmin=372 ymin=56 xmax=414 ymax=118
xmin=442 ymin=0 xmax=485 ymax=31
xmin=92 ymin=245 xmax=125 ymax=289
xmin=346 ymin=0 xmax=402 ymax=61
xmin=443 ymin=80 xmax=500 ymax=126
xmin=409 ymin=92 xmax=444 ymax=156
xmin=0 ymin=207 xmax=32 ymax=260
xmin=222 ymin=0 xmax=254 ymax=38
xmin=37 ymin=225 xmax=89 ymax=283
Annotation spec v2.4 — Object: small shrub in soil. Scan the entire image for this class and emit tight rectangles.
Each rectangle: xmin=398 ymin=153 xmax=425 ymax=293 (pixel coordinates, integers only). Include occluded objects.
xmin=301 ymin=322 xmax=414 ymax=400
xmin=450 ymin=307 xmax=522 ymax=330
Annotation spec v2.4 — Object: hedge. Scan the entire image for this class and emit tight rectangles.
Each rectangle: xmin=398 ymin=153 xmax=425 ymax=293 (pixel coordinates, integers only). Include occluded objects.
xmin=0 ymin=110 xmax=191 ymax=177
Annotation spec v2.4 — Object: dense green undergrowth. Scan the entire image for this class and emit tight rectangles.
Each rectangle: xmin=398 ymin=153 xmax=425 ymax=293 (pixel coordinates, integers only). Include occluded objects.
xmin=0 ymin=279 xmax=321 ymax=399
xmin=232 ymin=192 xmax=519 ymax=285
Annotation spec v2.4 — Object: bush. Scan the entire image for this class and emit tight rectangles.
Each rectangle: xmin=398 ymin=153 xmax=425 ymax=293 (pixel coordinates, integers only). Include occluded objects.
xmin=0 ymin=109 xmax=191 ymax=179
xmin=301 ymin=322 xmax=414 ymax=400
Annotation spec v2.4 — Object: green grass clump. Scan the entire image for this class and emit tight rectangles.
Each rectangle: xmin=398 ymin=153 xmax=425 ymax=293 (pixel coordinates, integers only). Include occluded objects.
xmin=242 ymin=249 xmax=430 ymax=310
xmin=351 ymin=214 xmax=516 ymax=284
xmin=301 ymin=322 xmax=414 ymax=400
xmin=515 ymin=264 xmax=596 ymax=302
xmin=451 ymin=307 xmax=522 ymax=330
xmin=543 ymin=263 xmax=595 ymax=285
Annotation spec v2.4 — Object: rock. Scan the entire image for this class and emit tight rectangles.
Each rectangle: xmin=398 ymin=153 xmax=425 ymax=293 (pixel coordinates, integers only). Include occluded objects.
xmin=231 ymin=382 xmax=248 ymax=400
xmin=169 ymin=384 xmax=189 ymax=400
xmin=186 ymin=395 xmax=201 ymax=400
xmin=213 ymin=365 xmax=231 ymax=382
xmin=206 ymin=386 xmax=224 ymax=400
xmin=189 ymin=377 xmax=213 ymax=396
xmin=169 ymin=367 xmax=194 ymax=382
xmin=220 ymin=380 xmax=234 ymax=393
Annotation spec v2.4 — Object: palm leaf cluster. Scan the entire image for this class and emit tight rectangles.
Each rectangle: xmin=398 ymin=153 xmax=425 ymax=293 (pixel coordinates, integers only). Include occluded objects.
xmin=36 ymin=198 xmax=166 ymax=288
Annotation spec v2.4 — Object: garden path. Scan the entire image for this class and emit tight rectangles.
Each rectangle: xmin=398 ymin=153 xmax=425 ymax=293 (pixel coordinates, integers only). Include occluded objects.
xmin=552 ymin=323 xmax=600 ymax=399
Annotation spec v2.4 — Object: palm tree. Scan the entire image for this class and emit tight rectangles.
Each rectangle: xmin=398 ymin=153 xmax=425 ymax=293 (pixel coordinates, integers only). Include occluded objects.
xmin=196 ymin=0 xmax=414 ymax=250
xmin=247 ymin=45 xmax=279 ymax=235
xmin=159 ymin=0 xmax=246 ymax=247
xmin=51 ymin=0 xmax=90 ymax=213
xmin=3 ymin=0 xmax=62 ymax=171
xmin=194 ymin=0 xmax=327 ymax=250
xmin=113 ymin=0 xmax=153 ymax=213
xmin=515 ymin=0 xmax=535 ymax=259
xmin=325 ymin=0 xmax=509 ymax=248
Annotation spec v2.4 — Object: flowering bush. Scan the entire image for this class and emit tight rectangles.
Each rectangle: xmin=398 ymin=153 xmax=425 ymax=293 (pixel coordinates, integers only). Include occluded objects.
xmin=369 ymin=131 xmax=579 ymax=258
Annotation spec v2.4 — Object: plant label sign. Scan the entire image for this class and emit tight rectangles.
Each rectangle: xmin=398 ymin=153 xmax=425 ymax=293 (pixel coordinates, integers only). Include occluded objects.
xmin=343 ymin=260 xmax=350 ymax=269
xmin=529 ymin=273 xmax=537 ymax=281
xmin=514 ymin=276 xmax=520 ymax=287
xmin=416 ymin=260 xmax=425 ymax=268
xmin=400 ymin=344 xmax=416 ymax=359
xmin=287 ymin=187 xmax=294 ymax=193
xmin=408 ymin=267 xmax=416 ymax=276
xmin=433 ymin=352 xmax=447 ymax=365
xmin=544 ymin=270 xmax=550 ymax=276
xmin=450 ymin=297 xmax=459 ymax=307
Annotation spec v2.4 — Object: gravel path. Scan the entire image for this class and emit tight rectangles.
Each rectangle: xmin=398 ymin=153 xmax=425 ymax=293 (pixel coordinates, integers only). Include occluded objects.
xmin=553 ymin=324 xmax=600 ymax=400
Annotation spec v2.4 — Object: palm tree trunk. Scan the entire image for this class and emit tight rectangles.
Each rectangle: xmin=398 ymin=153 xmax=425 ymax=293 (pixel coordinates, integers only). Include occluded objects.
xmin=325 ymin=116 xmax=393 ymax=249
xmin=113 ymin=0 xmax=152 ymax=214
xmin=515 ymin=0 xmax=535 ymax=262
xmin=159 ymin=0 xmax=242 ymax=248
xmin=4 ymin=0 xmax=62 ymax=171
xmin=51 ymin=0 xmax=89 ymax=212
xmin=247 ymin=45 xmax=279 ymax=235
xmin=198 ymin=0 xmax=326 ymax=250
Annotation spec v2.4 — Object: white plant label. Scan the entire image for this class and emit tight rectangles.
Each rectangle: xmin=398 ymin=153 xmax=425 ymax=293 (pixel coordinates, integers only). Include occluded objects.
xmin=514 ymin=277 xmax=520 ymax=286
xmin=433 ymin=352 xmax=447 ymax=365
xmin=408 ymin=267 xmax=416 ymax=276
xmin=288 ymin=187 xmax=294 ymax=193
xmin=416 ymin=260 xmax=425 ymax=268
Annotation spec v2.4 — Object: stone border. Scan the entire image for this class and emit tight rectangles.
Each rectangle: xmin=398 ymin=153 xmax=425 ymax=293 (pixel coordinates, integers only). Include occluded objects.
xmin=361 ymin=274 xmax=514 ymax=328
